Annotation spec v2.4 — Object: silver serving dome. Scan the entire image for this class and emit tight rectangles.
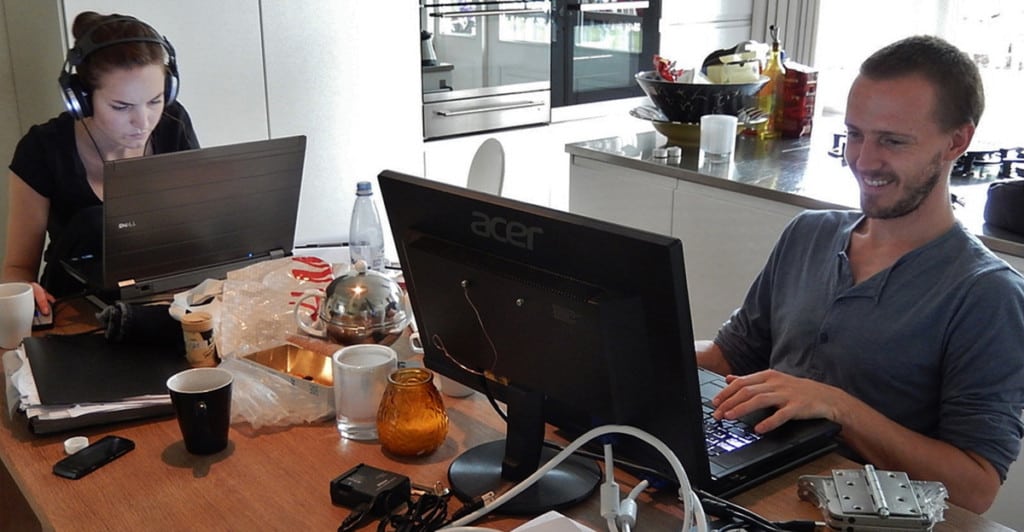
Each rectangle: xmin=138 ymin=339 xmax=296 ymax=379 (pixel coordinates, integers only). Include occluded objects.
xmin=317 ymin=261 xmax=408 ymax=345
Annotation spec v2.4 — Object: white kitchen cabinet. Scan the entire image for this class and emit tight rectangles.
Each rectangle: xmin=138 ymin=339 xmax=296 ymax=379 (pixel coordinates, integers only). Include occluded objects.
xmin=567 ymin=155 xmax=800 ymax=339
xmin=671 ymin=177 xmax=802 ymax=339
xmin=659 ymin=0 xmax=754 ymax=71
xmin=568 ymin=156 xmax=676 ymax=235
xmin=661 ymin=0 xmax=755 ymax=23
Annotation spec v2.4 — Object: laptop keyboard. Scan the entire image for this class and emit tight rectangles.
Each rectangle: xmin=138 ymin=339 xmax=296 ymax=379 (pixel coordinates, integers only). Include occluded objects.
xmin=702 ymin=403 xmax=762 ymax=456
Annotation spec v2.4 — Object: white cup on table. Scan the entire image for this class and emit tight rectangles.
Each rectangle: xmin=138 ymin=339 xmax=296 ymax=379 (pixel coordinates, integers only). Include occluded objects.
xmin=331 ymin=344 xmax=398 ymax=440
xmin=0 ymin=282 xmax=34 ymax=351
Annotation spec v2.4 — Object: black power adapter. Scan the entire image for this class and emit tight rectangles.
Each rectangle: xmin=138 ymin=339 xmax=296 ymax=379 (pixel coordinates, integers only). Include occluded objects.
xmin=330 ymin=463 xmax=411 ymax=517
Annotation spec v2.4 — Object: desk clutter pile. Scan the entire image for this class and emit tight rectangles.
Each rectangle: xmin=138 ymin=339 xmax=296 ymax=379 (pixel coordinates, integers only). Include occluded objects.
xmin=1 ymin=253 xmax=961 ymax=531
xmin=4 ymin=254 xmax=390 ymax=433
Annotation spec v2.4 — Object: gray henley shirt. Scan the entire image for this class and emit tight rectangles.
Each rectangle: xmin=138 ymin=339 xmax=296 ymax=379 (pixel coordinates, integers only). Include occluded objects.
xmin=714 ymin=209 xmax=1024 ymax=480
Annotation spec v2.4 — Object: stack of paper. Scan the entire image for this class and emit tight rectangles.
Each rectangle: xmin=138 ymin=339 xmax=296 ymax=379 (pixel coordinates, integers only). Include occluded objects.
xmin=5 ymin=334 xmax=189 ymax=434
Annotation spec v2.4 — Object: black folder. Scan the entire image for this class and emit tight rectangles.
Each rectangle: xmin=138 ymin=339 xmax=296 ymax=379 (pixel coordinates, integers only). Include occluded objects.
xmin=21 ymin=334 xmax=190 ymax=434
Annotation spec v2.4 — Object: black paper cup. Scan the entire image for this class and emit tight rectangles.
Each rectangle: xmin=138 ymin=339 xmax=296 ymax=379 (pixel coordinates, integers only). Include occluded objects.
xmin=167 ymin=367 xmax=233 ymax=455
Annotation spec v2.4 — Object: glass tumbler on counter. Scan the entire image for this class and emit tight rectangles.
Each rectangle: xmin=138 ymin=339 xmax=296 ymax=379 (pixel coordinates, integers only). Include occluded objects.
xmin=376 ymin=368 xmax=449 ymax=456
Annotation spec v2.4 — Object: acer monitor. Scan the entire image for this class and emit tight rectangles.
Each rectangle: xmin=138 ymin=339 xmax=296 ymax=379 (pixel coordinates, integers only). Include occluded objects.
xmin=378 ymin=170 xmax=702 ymax=515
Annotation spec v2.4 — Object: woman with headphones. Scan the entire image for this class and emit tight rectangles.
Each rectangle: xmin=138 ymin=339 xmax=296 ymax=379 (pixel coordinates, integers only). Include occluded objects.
xmin=2 ymin=11 xmax=199 ymax=316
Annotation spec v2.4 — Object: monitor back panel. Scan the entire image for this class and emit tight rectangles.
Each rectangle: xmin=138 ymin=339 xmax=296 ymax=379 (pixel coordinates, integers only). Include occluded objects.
xmin=102 ymin=136 xmax=306 ymax=293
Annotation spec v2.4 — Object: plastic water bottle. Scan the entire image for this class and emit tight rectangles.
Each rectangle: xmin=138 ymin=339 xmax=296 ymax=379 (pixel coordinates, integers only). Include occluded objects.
xmin=348 ymin=181 xmax=386 ymax=272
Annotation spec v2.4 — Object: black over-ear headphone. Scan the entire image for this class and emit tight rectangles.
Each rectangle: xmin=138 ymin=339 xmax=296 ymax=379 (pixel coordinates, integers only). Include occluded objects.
xmin=58 ymin=16 xmax=179 ymax=120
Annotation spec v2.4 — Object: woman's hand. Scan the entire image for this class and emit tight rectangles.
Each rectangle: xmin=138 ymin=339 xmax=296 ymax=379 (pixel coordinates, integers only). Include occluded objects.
xmin=30 ymin=282 xmax=55 ymax=316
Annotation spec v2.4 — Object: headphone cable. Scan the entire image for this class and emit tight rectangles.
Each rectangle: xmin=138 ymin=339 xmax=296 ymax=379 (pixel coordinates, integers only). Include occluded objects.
xmin=80 ymin=120 xmax=106 ymax=163
xmin=80 ymin=119 xmax=155 ymax=165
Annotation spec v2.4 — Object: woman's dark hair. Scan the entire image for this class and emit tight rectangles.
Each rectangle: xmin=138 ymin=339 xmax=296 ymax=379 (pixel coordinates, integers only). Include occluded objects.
xmin=859 ymin=35 xmax=984 ymax=131
xmin=71 ymin=11 xmax=169 ymax=92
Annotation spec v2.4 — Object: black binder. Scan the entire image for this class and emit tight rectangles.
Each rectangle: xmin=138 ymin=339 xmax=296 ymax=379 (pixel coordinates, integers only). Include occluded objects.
xmin=20 ymin=334 xmax=190 ymax=434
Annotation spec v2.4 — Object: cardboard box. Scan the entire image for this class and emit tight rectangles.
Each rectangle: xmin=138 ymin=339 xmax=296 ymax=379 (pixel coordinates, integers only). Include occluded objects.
xmin=781 ymin=62 xmax=818 ymax=137
xmin=784 ymin=62 xmax=819 ymax=87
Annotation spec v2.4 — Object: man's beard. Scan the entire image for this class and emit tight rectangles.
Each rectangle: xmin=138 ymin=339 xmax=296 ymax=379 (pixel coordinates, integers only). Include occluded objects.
xmin=859 ymin=154 xmax=943 ymax=219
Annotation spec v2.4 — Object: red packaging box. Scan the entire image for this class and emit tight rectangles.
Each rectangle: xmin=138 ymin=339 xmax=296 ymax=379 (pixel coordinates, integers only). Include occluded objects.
xmin=781 ymin=62 xmax=818 ymax=137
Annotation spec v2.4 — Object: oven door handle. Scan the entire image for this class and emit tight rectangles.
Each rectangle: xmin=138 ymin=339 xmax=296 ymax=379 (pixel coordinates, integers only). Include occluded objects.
xmin=430 ymin=8 xmax=549 ymax=17
xmin=435 ymin=101 xmax=545 ymax=117
xmin=570 ymin=1 xmax=649 ymax=12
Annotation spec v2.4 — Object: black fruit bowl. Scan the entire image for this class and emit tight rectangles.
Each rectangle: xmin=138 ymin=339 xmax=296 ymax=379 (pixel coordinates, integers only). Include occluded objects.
xmin=635 ymin=70 xmax=768 ymax=123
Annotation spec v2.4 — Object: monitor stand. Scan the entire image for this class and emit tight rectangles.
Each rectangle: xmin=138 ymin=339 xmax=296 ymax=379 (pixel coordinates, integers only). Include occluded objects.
xmin=446 ymin=387 xmax=601 ymax=515
xmin=449 ymin=441 xmax=601 ymax=515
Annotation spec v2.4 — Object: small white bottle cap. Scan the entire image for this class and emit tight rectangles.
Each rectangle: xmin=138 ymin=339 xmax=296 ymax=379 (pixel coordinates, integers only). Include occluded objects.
xmin=652 ymin=147 xmax=669 ymax=160
xmin=64 ymin=436 xmax=89 ymax=455
xmin=666 ymin=146 xmax=683 ymax=159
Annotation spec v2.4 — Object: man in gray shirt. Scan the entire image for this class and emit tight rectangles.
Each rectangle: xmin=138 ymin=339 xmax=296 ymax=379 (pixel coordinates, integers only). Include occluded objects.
xmin=696 ymin=35 xmax=1024 ymax=514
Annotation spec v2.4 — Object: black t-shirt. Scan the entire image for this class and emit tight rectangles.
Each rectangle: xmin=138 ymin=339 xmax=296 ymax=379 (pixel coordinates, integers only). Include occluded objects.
xmin=8 ymin=101 xmax=200 ymax=295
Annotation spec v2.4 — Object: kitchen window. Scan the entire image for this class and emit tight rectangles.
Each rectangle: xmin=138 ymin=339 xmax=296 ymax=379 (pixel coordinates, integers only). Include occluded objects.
xmin=809 ymin=0 xmax=1024 ymax=146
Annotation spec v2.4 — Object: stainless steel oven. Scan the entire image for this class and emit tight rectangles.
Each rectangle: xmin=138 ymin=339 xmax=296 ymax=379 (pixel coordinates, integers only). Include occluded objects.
xmin=420 ymin=0 xmax=552 ymax=139
xmin=551 ymin=0 xmax=660 ymax=107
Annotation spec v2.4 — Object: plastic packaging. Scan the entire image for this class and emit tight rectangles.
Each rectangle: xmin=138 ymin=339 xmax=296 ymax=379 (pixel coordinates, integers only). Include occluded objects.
xmin=348 ymin=181 xmax=386 ymax=272
xmin=214 ymin=256 xmax=337 ymax=429
xmin=218 ymin=256 xmax=335 ymax=361
xmin=219 ymin=357 xmax=333 ymax=429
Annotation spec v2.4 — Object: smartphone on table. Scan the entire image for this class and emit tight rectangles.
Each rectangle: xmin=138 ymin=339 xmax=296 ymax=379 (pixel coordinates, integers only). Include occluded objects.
xmin=53 ymin=435 xmax=135 ymax=479
xmin=32 ymin=308 xmax=54 ymax=330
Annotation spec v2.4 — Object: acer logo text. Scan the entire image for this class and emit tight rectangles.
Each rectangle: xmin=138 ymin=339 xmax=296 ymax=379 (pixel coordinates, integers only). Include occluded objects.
xmin=470 ymin=211 xmax=543 ymax=250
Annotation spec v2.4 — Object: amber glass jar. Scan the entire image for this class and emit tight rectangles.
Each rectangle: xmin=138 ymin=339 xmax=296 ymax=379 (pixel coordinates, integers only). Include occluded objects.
xmin=376 ymin=368 xmax=449 ymax=456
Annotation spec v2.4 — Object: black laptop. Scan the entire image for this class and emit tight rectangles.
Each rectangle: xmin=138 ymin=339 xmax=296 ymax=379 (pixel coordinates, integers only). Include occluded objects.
xmin=695 ymin=367 xmax=840 ymax=496
xmin=63 ymin=135 xmax=306 ymax=302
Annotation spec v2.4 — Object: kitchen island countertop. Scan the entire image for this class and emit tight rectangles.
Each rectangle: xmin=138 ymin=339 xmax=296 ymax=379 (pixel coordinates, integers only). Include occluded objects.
xmin=565 ymin=123 xmax=1024 ymax=260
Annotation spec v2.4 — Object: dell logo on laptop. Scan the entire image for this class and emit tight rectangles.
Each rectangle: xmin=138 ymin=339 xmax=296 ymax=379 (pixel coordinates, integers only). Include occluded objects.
xmin=470 ymin=211 xmax=543 ymax=250
xmin=117 ymin=220 xmax=137 ymax=230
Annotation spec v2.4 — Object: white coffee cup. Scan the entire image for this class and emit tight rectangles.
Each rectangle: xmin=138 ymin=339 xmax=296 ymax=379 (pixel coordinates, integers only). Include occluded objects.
xmin=331 ymin=344 xmax=398 ymax=440
xmin=700 ymin=114 xmax=739 ymax=162
xmin=0 ymin=282 xmax=34 ymax=351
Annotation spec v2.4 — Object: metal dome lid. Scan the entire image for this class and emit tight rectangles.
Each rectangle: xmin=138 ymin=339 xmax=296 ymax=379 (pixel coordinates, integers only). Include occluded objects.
xmin=318 ymin=261 xmax=408 ymax=334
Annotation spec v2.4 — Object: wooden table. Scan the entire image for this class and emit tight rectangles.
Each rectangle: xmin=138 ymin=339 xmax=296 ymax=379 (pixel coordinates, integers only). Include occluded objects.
xmin=1 ymin=300 xmax=1011 ymax=531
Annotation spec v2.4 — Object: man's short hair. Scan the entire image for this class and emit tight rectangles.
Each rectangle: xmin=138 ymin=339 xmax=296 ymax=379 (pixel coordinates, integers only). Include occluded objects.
xmin=859 ymin=35 xmax=985 ymax=131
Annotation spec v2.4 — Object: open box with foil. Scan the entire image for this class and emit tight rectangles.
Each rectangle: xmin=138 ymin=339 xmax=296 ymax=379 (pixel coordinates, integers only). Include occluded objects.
xmin=239 ymin=343 xmax=334 ymax=413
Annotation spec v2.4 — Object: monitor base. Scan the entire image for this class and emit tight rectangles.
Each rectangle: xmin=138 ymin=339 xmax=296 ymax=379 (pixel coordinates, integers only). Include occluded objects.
xmin=448 ymin=440 xmax=601 ymax=515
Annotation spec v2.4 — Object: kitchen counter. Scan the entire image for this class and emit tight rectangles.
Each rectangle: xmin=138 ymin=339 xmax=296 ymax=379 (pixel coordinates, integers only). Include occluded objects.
xmin=565 ymin=123 xmax=1024 ymax=259
xmin=565 ymin=122 xmax=1024 ymax=339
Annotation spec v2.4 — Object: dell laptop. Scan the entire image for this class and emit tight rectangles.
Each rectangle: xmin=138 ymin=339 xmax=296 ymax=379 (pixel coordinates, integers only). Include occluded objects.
xmin=63 ymin=135 xmax=306 ymax=302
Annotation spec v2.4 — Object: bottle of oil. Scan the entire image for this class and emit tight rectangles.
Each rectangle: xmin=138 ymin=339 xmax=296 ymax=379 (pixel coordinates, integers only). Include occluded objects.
xmin=758 ymin=25 xmax=786 ymax=139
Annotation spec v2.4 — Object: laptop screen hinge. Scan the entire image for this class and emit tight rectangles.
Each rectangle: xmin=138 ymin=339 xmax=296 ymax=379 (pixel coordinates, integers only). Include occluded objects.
xmin=270 ymin=248 xmax=286 ymax=259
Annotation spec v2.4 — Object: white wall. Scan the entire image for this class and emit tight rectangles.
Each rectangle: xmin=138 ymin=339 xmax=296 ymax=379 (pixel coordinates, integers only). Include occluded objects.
xmin=0 ymin=3 xmax=16 ymax=264
xmin=259 ymin=1 xmax=423 ymax=254
xmin=0 ymin=1 xmax=65 ymax=267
